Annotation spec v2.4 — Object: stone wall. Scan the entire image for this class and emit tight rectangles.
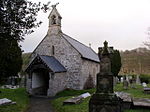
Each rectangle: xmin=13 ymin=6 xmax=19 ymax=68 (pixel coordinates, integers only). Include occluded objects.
xmin=48 ymin=72 xmax=66 ymax=96
xmin=27 ymin=31 xmax=100 ymax=96
xmin=81 ymin=59 xmax=100 ymax=89
xmin=31 ymin=33 xmax=82 ymax=91
xmin=26 ymin=75 xmax=32 ymax=93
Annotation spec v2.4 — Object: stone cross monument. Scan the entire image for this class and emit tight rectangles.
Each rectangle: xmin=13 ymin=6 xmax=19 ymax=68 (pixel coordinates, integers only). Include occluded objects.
xmin=89 ymin=41 xmax=121 ymax=112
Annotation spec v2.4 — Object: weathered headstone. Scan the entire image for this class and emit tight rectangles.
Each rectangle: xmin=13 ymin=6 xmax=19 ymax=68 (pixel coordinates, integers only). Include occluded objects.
xmin=63 ymin=92 xmax=91 ymax=105
xmin=115 ymin=92 xmax=133 ymax=110
xmin=143 ymin=88 xmax=150 ymax=94
xmin=89 ymin=41 xmax=121 ymax=112
xmin=0 ymin=98 xmax=12 ymax=105
xmin=130 ymin=76 xmax=136 ymax=88
xmin=123 ymin=80 xmax=129 ymax=89
xmin=120 ymin=77 xmax=123 ymax=83
xmin=63 ymin=96 xmax=83 ymax=105
xmin=126 ymin=75 xmax=130 ymax=85
xmin=133 ymin=98 xmax=150 ymax=107
xmin=136 ymin=75 xmax=141 ymax=85
xmin=80 ymin=92 xmax=91 ymax=98
xmin=0 ymin=98 xmax=16 ymax=106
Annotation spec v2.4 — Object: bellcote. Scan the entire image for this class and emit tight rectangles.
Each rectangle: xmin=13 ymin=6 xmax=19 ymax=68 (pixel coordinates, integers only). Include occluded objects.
xmin=48 ymin=4 xmax=62 ymax=34
xmin=48 ymin=4 xmax=62 ymax=27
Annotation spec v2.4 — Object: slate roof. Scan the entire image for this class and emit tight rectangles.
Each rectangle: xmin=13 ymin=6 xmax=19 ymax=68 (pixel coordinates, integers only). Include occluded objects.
xmin=26 ymin=55 xmax=67 ymax=73
xmin=39 ymin=55 xmax=66 ymax=73
xmin=40 ymin=55 xmax=67 ymax=72
xmin=62 ymin=33 xmax=100 ymax=62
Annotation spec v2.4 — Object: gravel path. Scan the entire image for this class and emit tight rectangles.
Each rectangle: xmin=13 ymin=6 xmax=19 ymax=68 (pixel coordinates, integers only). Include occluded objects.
xmin=26 ymin=96 xmax=55 ymax=112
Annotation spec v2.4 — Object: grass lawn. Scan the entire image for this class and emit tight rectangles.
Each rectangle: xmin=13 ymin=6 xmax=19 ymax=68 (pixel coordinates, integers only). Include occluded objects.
xmin=114 ymin=83 xmax=150 ymax=98
xmin=52 ymin=83 xmax=150 ymax=112
xmin=0 ymin=88 xmax=29 ymax=112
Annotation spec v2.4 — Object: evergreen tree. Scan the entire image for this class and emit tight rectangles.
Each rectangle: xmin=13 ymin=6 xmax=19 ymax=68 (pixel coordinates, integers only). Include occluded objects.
xmin=0 ymin=38 xmax=22 ymax=82
xmin=0 ymin=0 xmax=50 ymax=82
xmin=111 ymin=50 xmax=122 ymax=77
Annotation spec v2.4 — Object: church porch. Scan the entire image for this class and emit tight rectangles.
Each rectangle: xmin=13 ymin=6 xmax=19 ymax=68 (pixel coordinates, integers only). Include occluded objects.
xmin=25 ymin=55 xmax=67 ymax=96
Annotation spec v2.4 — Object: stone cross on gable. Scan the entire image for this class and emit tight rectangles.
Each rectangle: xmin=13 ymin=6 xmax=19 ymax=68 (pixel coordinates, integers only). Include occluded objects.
xmin=51 ymin=2 xmax=59 ymax=8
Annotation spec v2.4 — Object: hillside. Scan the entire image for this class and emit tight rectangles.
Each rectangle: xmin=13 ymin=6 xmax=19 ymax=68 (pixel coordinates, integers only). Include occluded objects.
xmin=120 ymin=47 xmax=150 ymax=75
xmin=22 ymin=52 xmax=31 ymax=72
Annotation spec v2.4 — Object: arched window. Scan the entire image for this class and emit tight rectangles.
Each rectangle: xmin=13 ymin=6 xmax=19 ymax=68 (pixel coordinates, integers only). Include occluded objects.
xmin=51 ymin=15 xmax=56 ymax=25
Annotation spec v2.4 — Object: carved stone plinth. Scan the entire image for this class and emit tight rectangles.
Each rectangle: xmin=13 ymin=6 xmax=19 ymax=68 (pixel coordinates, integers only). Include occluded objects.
xmin=89 ymin=93 xmax=121 ymax=112
xmin=96 ymin=73 xmax=113 ymax=93
xmin=89 ymin=73 xmax=121 ymax=112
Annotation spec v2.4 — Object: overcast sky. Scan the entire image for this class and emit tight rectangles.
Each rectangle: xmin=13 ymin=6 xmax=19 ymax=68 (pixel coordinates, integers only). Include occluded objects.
xmin=21 ymin=0 xmax=150 ymax=53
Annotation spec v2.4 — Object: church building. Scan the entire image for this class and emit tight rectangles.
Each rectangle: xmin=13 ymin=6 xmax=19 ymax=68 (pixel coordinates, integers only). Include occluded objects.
xmin=26 ymin=5 xmax=100 ymax=96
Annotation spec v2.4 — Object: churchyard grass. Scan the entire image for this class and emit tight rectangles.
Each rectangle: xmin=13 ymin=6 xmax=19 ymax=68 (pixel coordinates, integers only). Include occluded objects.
xmin=52 ymin=83 xmax=150 ymax=112
xmin=0 ymin=88 xmax=29 ymax=112
xmin=114 ymin=83 xmax=150 ymax=98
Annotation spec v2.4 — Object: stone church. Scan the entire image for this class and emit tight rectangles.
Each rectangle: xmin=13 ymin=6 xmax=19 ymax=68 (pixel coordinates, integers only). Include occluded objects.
xmin=26 ymin=5 xmax=100 ymax=96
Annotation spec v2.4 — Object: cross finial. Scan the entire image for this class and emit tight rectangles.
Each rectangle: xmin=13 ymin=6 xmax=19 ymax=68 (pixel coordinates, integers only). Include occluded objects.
xmin=89 ymin=43 xmax=91 ymax=48
xmin=104 ymin=40 xmax=108 ymax=48
xmin=102 ymin=40 xmax=109 ymax=55
xmin=51 ymin=2 xmax=59 ymax=8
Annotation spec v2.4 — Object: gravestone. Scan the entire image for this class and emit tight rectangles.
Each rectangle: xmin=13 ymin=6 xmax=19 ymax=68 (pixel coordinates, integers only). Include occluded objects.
xmin=0 ymin=98 xmax=16 ymax=105
xmin=63 ymin=92 xmax=91 ymax=105
xmin=120 ymin=77 xmax=123 ymax=83
xmin=126 ymin=75 xmax=130 ymax=85
xmin=115 ymin=92 xmax=133 ymax=110
xmin=143 ymin=88 xmax=150 ymax=94
xmin=123 ymin=80 xmax=129 ymax=90
xmin=136 ymin=75 xmax=141 ymax=85
xmin=133 ymin=98 xmax=150 ymax=107
xmin=130 ymin=76 xmax=136 ymax=88
xmin=89 ymin=41 xmax=121 ymax=112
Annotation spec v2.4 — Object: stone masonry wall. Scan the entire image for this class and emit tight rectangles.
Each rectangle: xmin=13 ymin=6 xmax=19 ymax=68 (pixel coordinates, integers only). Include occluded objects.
xmin=81 ymin=59 xmax=100 ymax=89
xmin=48 ymin=72 xmax=66 ymax=96
xmin=26 ymin=75 xmax=32 ymax=93
xmin=31 ymin=33 xmax=82 ymax=91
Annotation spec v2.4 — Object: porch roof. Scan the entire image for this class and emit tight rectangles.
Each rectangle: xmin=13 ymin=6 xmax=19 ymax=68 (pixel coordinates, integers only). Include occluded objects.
xmin=26 ymin=55 xmax=67 ymax=73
